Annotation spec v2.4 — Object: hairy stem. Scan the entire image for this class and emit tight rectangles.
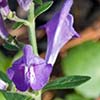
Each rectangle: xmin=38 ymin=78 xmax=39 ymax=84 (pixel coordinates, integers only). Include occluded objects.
xmin=28 ymin=23 xmax=38 ymax=56
xmin=28 ymin=2 xmax=38 ymax=56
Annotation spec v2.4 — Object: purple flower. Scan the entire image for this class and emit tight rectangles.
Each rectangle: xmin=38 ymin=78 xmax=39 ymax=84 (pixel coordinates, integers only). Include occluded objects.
xmin=0 ymin=13 xmax=9 ymax=39
xmin=7 ymin=0 xmax=79 ymax=91
xmin=41 ymin=0 xmax=79 ymax=65
xmin=7 ymin=45 xmax=52 ymax=91
xmin=17 ymin=0 xmax=32 ymax=11
xmin=0 ymin=0 xmax=10 ymax=16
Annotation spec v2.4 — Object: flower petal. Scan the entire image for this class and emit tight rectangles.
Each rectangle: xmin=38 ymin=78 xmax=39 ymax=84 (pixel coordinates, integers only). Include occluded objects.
xmin=7 ymin=57 xmax=23 ymax=80
xmin=67 ymin=14 xmax=79 ymax=37
xmin=0 ymin=0 xmax=7 ymax=7
xmin=7 ymin=45 xmax=52 ymax=91
xmin=23 ymin=46 xmax=52 ymax=90
xmin=23 ymin=45 xmax=34 ymax=66
xmin=41 ymin=0 xmax=79 ymax=65
xmin=30 ymin=63 xmax=52 ymax=90
xmin=7 ymin=62 xmax=29 ymax=91
xmin=0 ymin=0 xmax=10 ymax=16
xmin=0 ymin=13 xmax=8 ymax=39
xmin=12 ymin=66 xmax=29 ymax=91
xmin=17 ymin=0 xmax=32 ymax=11
xmin=41 ymin=12 xmax=59 ymax=64
xmin=23 ymin=44 xmax=46 ymax=66
xmin=59 ymin=0 xmax=73 ymax=19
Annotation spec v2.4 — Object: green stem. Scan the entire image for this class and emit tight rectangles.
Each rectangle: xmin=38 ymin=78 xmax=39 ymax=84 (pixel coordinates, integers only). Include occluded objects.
xmin=34 ymin=91 xmax=42 ymax=100
xmin=8 ymin=11 xmax=30 ymax=26
xmin=28 ymin=23 xmax=38 ymax=55
xmin=28 ymin=2 xmax=38 ymax=56
xmin=28 ymin=3 xmax=34 ymax=22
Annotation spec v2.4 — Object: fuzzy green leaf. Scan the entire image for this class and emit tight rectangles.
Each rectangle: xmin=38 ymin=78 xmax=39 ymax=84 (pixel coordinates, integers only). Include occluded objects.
xmin=3 ymin=35 xmax=24 ymax=51
xmin=12 ymin=22 xmax=24 ymax=30
xmin=62 ymin=41 xmax=100 ymax=98
xmin=0 ymin=71 xmax=11 ymax=85
xmin=35 ymin=1 xmax=53 ymax=18
xmin=0 ymin=51 xmax=12 ymax=72
xmin=43 ymin=76 xmax=90 ymax=92
xmin=0 ymin=90 xmax=32 ymax=100
xmin=34 ymin=0 xmax=43 ymax=5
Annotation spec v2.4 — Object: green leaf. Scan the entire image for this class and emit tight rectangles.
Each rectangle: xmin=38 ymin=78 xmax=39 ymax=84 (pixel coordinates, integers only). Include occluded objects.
xmin=0 ymin=90 xmax=32 ymax=100
xmin=3 ymin=42 xmax=19 ymax=51
xmin=61 ymin=41 xmax=100 ymax=98
xmin=3 ymin=35 xmax=24 ymax=51
xmin=0 ymin=93 xmax=5 ymax=100
xmin=12 ymin=22 xmax=24 ymax=30
xmin=35 ymin=1 xmax=53 ymax=18
xmin=65 ymin=94 xmax=91 ymax=100
xmin=43 ymin=76 xmax=90 ymax=92
xmin=0 ymin=51 xmax=12 ymax=72
xmin=34 ymin=0 xmax=43 ymax=5
xmin=0 ymin=71 xmax=11 ymax=85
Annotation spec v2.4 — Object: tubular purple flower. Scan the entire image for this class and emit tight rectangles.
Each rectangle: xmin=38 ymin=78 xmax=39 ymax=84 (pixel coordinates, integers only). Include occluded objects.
xmin=41 ymin=0 xmax=79 ymax=65
xmin=0 ymin=0 xmax=10 ymax=16
xmin=17 ymin=0 xmax=32 ymax=11
xmin=7 ymin=0 xmax=79 ymax=91
xmin=0 ymin=13 xmax=9 ymax=39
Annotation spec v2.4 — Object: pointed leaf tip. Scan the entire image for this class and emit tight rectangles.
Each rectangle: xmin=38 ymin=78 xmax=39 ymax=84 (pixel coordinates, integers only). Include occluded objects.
xmin=43 ymin=76 xmax=91 ymax=92
xmin=35 ymin=1 xmax=53 ymax=18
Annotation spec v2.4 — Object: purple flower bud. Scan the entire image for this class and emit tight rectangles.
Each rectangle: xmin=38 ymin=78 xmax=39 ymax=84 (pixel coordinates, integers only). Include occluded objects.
xmin=7 ymin=45 xmax=52 ymax=91
xmin=17 ymin=0 xmax=32 ymax=11
xmin=0 ymin=13 xmax=9 ymax=39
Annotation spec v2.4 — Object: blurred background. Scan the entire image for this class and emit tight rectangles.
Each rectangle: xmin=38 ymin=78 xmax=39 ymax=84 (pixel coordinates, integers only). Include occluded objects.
xmin=0 ymin=0 xmax=100 ymax=100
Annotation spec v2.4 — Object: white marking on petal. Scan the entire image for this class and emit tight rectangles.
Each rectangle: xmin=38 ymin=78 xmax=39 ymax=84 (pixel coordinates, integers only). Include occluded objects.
xmin=25 ymin=66 xmax=29 ymax=82
xmin=25 ymin=65 xmax=36 ymax=85
xmin=0 ymin=0 xmax=2 ymax=2
xmin=29 ymin=66 xmax=36 ymax=84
